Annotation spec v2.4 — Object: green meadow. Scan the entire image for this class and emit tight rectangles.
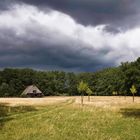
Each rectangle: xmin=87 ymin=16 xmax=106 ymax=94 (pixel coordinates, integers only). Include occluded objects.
xmin=0 ymin=97 xmax=140 ymax=140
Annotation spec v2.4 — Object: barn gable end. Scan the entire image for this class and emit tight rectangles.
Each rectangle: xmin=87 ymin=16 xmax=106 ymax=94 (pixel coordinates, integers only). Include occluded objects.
xmin=21 ymin=85 xmax=44 ymax=97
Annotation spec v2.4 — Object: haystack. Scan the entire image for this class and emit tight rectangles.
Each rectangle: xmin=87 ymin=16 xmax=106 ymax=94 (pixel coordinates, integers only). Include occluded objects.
xmin=21 ymin=85 xmax=44 ymax=97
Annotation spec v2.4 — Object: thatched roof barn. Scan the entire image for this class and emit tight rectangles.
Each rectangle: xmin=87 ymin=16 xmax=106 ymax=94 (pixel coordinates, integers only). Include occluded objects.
xmin=21 ymin=85 xmax=44 ymax=97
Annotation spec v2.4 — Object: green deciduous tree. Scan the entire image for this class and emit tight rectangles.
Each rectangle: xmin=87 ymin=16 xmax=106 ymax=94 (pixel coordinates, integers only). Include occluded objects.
xmin=86 ymin=87 xmax=93 ymax=102
xmin=77 ymin=81 xmax=88 ymax=106
xmin=0 ymin=83 xmax=11 ymax=97
xmin=130 ymin=85 xmax=137 ymax=102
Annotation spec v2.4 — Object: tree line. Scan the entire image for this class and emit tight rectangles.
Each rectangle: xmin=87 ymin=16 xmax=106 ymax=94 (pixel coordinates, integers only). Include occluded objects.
xmin=0 ymin=57 xmax=140 ymax=97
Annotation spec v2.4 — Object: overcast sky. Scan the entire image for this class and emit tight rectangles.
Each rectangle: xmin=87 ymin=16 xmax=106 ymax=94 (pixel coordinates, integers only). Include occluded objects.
xmin=0 ymin=0 xmax=140 ymax=71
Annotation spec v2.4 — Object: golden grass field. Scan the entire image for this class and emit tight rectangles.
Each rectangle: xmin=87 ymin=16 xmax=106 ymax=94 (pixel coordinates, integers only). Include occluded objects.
xmin=0 ymin=96 xmax=73 ymax=106
xmin=0 ymin=96 xmax=140 ymax=140
xmin=0 ymin=96 xmax=140 ymax=108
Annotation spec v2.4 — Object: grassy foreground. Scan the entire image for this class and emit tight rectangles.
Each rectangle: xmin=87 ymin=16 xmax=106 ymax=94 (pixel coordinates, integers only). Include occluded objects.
xmin=0 ymin=98 xmax=140 ymax=140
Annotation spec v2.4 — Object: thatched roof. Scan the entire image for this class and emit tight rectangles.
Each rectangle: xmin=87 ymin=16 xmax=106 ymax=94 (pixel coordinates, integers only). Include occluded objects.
xmin=21 ymin=85 xmax=42 ymax=96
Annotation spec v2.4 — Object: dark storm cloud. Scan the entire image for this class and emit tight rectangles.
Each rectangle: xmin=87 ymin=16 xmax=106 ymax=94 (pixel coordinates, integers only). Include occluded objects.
xmin=0 ymin=1 xmax=140 ymax=71
xmin=0 ymin=23 xmax=113 ymax=71
xmin=0 ymin=0 xmax=11 ymax=11
xmin=17 ymin=0 xmax=140 ymax=29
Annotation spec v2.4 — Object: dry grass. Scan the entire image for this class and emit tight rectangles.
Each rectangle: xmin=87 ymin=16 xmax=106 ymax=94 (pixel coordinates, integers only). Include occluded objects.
xmin=0 ymin=96 xmax=73 ymax=106
xmin=0 ymin=96 xmax=140 ymax=108
xmin=75 ymin=96 xmax=140 ymax=109
xmin=0 ymin=96 xmax=140 ymax=140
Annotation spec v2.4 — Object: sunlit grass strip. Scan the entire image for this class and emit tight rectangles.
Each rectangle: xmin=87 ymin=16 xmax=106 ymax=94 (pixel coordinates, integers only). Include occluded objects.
xmin=0 ymin=99 xmax=140 ymax=140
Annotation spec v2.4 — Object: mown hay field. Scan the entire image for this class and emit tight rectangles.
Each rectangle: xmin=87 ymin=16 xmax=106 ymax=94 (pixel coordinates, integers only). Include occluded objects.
xmin=0 ymin=96 xmax=140 ymax=140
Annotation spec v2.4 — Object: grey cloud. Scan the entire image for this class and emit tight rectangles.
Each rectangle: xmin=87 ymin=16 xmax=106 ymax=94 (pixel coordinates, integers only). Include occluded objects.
xmin=0 ymin=20 xmax=113 ymax=71
xmin=1 ymin=0 xmax=140 ymax=30
xmin=0 ymin=34 xmax=112 ymax=72
xmin=15 ymin=0 xmax=140 ymax=30
xmin=0 ymin=0 xmax=14 ymax=11
xmin=0 ymin=2 xmax=139 ymax=72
